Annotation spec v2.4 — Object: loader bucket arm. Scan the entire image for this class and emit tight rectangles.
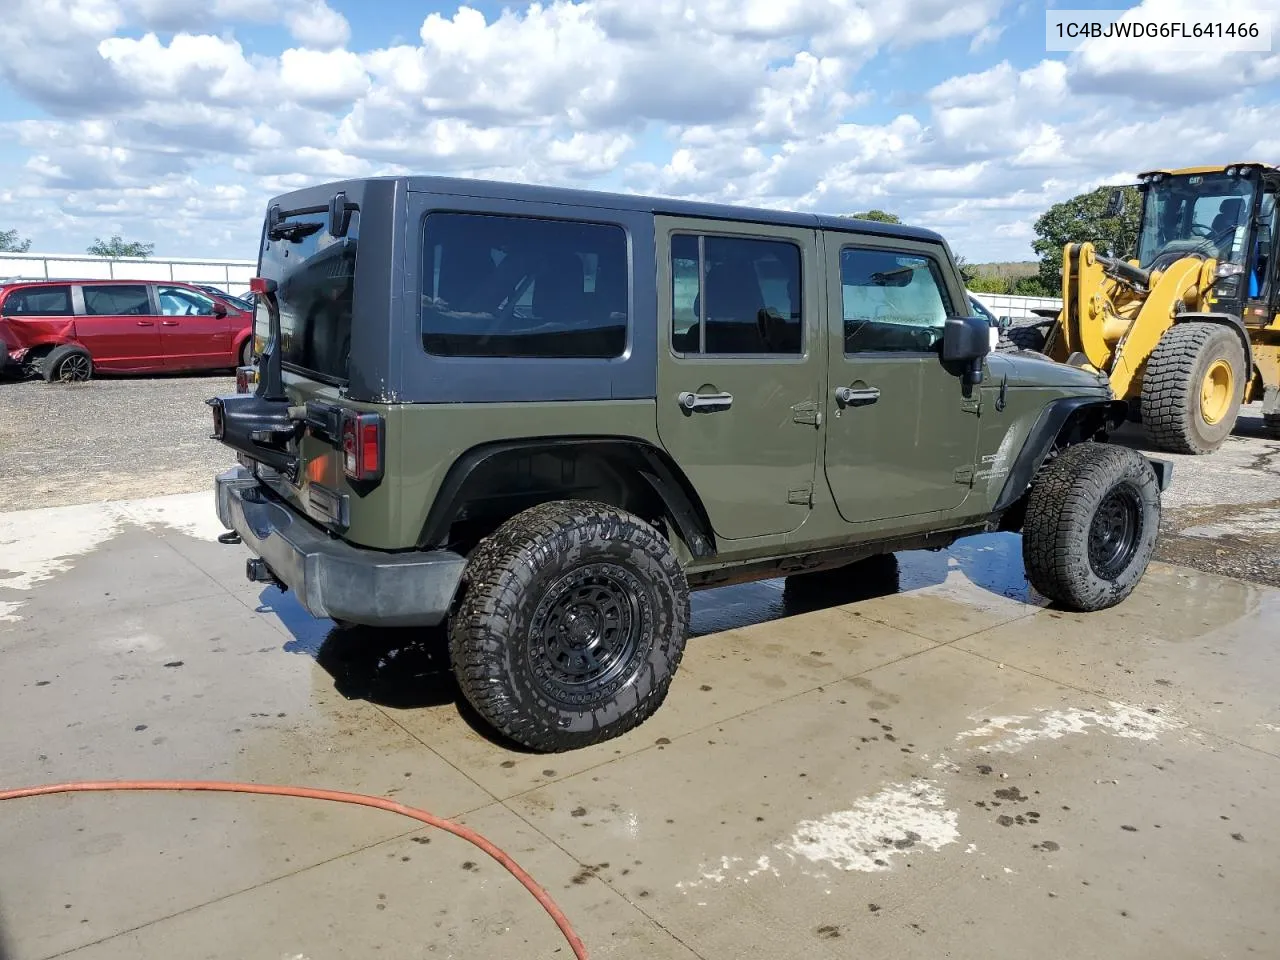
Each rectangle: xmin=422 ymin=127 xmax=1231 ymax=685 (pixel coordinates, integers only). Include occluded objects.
xmin=1107 ymin=256 xmax=1216 ymax=401
xmin=1058 ymin=241 xmax=1123 ymax=371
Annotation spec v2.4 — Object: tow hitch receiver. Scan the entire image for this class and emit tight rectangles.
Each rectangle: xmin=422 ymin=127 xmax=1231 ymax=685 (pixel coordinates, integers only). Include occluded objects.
xmin=246 ymin=558 xmax=284 ymax=590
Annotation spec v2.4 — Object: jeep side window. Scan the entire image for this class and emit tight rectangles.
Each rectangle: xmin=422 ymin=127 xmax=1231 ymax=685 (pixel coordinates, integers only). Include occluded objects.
xmin=841 ymin=247 xmax=953 ymax=354
xmin=670 ymin=234 xmax=802 ymax=355
xmin=421 ymin=212 xmax=628 ymax=359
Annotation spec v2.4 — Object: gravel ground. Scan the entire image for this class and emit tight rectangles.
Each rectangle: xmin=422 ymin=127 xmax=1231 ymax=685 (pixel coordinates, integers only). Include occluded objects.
xmin=1 ymin=369 xmax=1276 ymax=586
xmin=0 ymin=373 xmax=235 ymax=511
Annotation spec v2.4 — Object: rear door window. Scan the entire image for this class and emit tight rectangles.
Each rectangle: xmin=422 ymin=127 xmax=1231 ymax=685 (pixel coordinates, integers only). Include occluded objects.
xmin=82 ymin=285 xmax=154 ymax=316
xmin=420 ymin=212 xmax=628 ymax=358
xmin=2 ymin=285 xmax=73 ymax=316
xmin=258 ymin=209 xmax=358 ymax=382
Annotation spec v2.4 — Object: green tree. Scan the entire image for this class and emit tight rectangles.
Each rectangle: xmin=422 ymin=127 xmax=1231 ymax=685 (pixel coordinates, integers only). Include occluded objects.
xmin=966 ymin=273 xmax=1009 ymax=294
xmin=87 ymin=235 xmax=155 ymax=258
xmin=850 ymin=209 xmax=901 ymax=223
xmin=0 ymin=227 xmax=31 ymax=252
xmin=1012 ymin=275 xmax=1053 ymax=297
xmin=1030 ymin=185 xmax=1141 ymax=292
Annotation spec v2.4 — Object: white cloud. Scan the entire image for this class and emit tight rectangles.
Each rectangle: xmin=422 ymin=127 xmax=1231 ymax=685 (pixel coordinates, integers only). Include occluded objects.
xmin=0 ymin=0 xmax=1277 ymax=262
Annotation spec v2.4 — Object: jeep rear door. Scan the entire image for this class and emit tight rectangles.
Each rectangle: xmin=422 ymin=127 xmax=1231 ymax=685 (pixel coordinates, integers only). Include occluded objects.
xmin=76 ymin=283 xmax=164 ymax=371
xmin=821 ymin=237 xmax=981 ymax=523
xmin=655 ymin=217 xmax=824 ymax=541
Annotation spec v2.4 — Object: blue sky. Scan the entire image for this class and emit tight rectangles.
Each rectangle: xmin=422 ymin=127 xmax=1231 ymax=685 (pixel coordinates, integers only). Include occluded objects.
xmin=1 ymin=0 xmax=1277 ymax=263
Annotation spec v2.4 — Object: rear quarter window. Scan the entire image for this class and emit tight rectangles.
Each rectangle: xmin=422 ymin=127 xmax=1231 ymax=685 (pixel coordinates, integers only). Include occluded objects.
xmin=420 ymin=212 xmax=628 ymax=359
xmin=1 ymin=285 xmax=74 ymax=316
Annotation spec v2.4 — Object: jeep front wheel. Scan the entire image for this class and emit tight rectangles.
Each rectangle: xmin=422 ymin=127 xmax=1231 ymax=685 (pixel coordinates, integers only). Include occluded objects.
xmin=449 ymin=500 xmax=691 ymax=752
xmin=1021 ymin=443 xmax=1161 ymax=612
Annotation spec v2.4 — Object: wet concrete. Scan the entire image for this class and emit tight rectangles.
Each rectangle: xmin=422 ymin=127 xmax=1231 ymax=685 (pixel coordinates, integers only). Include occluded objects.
xmin=3 ymin=492 xmax=1280 ymax=959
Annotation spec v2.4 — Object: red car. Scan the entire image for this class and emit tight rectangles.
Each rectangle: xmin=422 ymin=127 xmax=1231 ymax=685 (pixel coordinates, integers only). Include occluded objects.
xmin=0 ymin=278 xmax=254 ymax=382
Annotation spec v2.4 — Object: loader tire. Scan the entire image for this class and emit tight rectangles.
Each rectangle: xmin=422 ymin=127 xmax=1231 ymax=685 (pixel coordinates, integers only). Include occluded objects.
xmin=1022 ymin=442 xmax=1161 ymax=612
xmin=1140 ymin=323 xmax=1245 ymax=455
xmin=1005 ymin=321 xmax=1051 ymax=354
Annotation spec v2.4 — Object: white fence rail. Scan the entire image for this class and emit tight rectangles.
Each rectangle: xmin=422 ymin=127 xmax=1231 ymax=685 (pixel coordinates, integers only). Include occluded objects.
xmin=970 ymin=291 xmax=1063 ymax=321
xmin=0 ymin=251 xmax=1066 ymax=323
xmin=0 ymin=252 xmax=256 ymax=297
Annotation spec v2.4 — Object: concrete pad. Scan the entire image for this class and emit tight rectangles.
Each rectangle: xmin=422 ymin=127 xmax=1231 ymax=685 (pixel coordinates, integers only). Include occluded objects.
xmin=505 ymin=644 xmax=1277 ymax=960
xmin=0 ymin=519 xmax=493 ymax=958
xmin=56 ymin=803 xmax=701 ymax=960
xmin=956 ymin=561 xmax=1280 ymax=751
xmin=5 ymin=491 xmax=1280 ymax=960
xmin=394 ymin=603 xmax=937 ymax=800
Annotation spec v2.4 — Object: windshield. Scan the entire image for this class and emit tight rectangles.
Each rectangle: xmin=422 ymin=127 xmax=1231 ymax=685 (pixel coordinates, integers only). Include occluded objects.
xmin=1136 ymin=173 xmax=1256 ymax=268
xmin=257 ymin=207 xmax=359 ymax=381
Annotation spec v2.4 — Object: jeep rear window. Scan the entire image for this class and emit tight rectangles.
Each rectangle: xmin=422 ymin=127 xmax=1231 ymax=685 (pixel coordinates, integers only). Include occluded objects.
xmin=258 ymin=208 xmax=359 ymax=382
xmin=420 ymin=212 xmax=628 ymax=358
xmin=1 ymin=285 xmax=72 ymax=316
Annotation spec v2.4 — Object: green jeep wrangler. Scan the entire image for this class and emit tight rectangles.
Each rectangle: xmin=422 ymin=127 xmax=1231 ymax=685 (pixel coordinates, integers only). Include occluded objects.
xmin=209 ymin=176 xmax=1171 ymax=752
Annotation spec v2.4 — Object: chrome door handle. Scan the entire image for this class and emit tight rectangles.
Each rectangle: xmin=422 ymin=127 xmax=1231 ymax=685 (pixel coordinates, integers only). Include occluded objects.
xmin=161 ymin=320 xmax=180 ymax=326
xmin=136 ymin=320 xmax=155 ymax=326
xmin=835 ymin=386 xmax=880 ymax=406
xmin=678 ymin=391 xmax=733 ymax=412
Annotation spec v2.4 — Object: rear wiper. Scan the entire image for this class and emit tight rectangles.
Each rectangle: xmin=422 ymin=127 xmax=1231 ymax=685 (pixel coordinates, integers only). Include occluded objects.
xmin=267 ymin=221 xmax=323 ymax=242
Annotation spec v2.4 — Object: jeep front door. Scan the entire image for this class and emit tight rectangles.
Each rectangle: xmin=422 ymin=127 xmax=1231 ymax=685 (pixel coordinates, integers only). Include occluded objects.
xmin=655 ymin=218 xmax=824 ymax=541
xmin=823 ymin=240 xmax=981 ymax=524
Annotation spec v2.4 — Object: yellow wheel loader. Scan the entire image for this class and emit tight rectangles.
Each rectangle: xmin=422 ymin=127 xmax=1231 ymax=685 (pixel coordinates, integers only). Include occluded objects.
xmin=1014 ymin=163 xmax=1280 ymax=454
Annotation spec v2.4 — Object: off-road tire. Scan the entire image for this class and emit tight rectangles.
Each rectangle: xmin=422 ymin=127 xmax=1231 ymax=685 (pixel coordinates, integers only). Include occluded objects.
xmin=1005 ymin=321 xmax=1051 ymax=354
xmin=1022 ymin=442 xmax=1161 ymax=612
xmin=41 ymin=344 xmax=93 ymax=383
xmin=1140 ymin=323 xmax=1244 ymax=454
xmin=448 ymin=500 xmax=690 ymax=752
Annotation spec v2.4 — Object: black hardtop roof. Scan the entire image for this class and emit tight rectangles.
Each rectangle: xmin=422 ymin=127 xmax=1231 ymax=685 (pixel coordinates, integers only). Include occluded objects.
xmin=269 ymin=175 xmax=948 ymax=246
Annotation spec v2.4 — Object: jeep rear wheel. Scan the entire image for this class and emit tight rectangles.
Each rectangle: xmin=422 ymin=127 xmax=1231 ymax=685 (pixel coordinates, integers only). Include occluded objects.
xmin=449 ymin=500 xmax=690 ymax=752
xmin=1022 ymin=442 xmax=1161 ymax=612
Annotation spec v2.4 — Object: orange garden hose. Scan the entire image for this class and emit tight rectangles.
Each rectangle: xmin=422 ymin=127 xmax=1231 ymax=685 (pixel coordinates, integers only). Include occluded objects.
xmin=0 ymin=779 xmax=589 ymax=960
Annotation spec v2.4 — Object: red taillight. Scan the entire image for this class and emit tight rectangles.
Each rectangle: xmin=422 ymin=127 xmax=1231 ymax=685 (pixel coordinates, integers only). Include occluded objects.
xmin=249 ymin=276 xmax=274 ymax=294
xmin=340 ymin=412 xmax=383 ymax=482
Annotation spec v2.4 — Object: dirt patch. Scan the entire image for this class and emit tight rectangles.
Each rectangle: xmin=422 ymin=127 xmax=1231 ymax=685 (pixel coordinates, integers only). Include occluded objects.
xmin=1157 ymin=499 xmax=1280 ymax=588
xmin=0 ymin=374 xmax=234 ymax=511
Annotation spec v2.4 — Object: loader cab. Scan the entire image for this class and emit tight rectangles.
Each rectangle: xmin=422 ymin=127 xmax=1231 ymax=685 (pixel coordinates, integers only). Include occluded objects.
xmin=1242 ymin=172 xmax=1280 ymax=326
xmin=1136 ymin=164 xmax=1280 ymax=324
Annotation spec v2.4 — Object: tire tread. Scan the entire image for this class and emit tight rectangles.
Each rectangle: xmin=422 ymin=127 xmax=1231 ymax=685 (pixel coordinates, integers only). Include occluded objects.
xmin=1140 ymin=323 xmax=1242 ymax=454
xmin=449 ymin=500 xmax=689 ymax=753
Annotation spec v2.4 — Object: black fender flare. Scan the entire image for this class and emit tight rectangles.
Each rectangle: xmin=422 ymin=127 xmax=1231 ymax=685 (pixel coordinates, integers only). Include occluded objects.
xmin=417 ymin=436 xmax=717 ymax=558
xmin=1171 ymin=312 xmax=1254 ymax=380
xmin=992 ymin=397 xmax=1128 ymax=513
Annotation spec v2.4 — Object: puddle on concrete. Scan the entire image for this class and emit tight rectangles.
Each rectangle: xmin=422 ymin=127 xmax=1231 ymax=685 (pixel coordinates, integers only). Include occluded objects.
xmin=689 ymin=532 xmax=1033 ymax=638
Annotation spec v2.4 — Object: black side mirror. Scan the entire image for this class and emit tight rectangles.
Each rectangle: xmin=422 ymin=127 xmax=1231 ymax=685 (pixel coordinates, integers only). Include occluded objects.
xmin=942 ymin=315 xmax=992 ymax=384
xmin=1105 ymin=187 xmax=1125 ymax=218
xmin=213 ymin=303 xmax=228 ymax=318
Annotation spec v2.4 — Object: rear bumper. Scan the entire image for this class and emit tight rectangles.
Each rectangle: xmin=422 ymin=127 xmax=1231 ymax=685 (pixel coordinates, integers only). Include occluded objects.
xmin=215 ymin=465 xmax=465 ymax=627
